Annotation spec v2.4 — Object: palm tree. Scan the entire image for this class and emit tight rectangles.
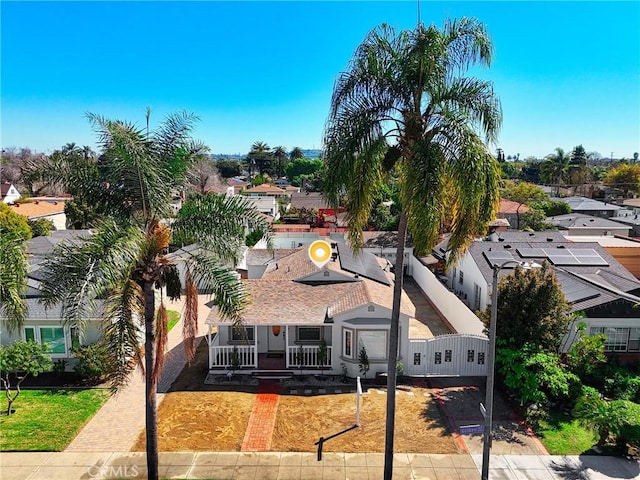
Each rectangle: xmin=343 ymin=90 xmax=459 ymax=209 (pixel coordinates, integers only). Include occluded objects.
xmin=0 ymin=235 xmax=28 ymax=332
xmin=323 ymin=19 xmax=502 ymax=479
xmin=38 ymin=112 xmax=269 ymax=480
xmin=273 ymin=145 xmax=288 ymax=178
xmin=289 ymin=146 xmax=304 ymax=160
xmin=541 ymin=147 xmax=570 ymax=195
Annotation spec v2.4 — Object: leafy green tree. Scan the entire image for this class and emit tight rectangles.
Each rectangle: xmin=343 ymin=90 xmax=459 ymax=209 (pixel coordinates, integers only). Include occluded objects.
xmin=497 ymin=343 xmax=581 ymax=405
xmin=479 ymin=262 xmax=571 ymax=352
xmin=0 ymin=203 xmax=32 ymax=241
xmin=246 ymin=141 xmax=274 ymax=176
xmin=284 ymin=158 xmax=323 ymax=181
xmin=529 ymin=199 xmax=571 ymax=217
xmin=323 ymin=18 xmax=502 ymax=477
xmin=0 ymin=340 xmax=53 ymax=415
xmin=565 ymin=322 xmax=607 ymax=381
xmin=519 ymin=207 xmax=553 ymax=231
xmin=541 ymin=147 xmax=571 ymax=195
xmin=38 ymin=111 xmax=269 ymax=480
xmin=501 ymin=181 xmax=548 ymax=228
xmin=28 ymin=218 xmax=54 ymax=237
xmin=604 ymin=162 xmax=640 ymax=196
xmin=215 ymin=159 xmax=242 ymax=178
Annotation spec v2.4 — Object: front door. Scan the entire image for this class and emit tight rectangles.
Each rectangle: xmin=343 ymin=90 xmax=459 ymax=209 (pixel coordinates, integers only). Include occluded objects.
xmin=267 ymin=325 xmax=286 ymax=352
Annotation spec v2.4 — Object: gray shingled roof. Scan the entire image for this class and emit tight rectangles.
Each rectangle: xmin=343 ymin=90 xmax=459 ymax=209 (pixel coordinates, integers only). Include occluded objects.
xmin=546 ymin=213 xmax=631 ymax=231
xmin=555 ymin=196 xmax=623 ymax=212
xmin=463 ymin=230 xmax=640 ymax=312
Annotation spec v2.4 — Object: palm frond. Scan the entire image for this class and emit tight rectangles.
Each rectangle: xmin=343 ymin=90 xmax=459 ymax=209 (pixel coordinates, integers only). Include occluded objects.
xmin=172 ymin=193 xmax=271 ymax=262
xmin=0 ymin=235 xmax=28 ymax=332
xmin=102 ymin=279 xmax=144 ymax=391
xmin=38 ymin=222 xmax=143 ymax=332
xmin=182 ymin=271 xmax=199 ymax=363
xmin=184 ymin=253 xmax=248 ymax=325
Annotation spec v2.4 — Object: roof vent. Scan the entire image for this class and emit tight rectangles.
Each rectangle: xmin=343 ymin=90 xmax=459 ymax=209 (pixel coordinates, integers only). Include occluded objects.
xmin=504 ymin=244 xmax=511 ymax=249
xmin=547 ymin=238 xmax=553 ymax=242
xmin=529 ymin=232 xmax=535 ymax=236
xmin=498 ymin=237 xmax=505 ymax=242
xmin=557 ymin=245 xmax=566 ymax=249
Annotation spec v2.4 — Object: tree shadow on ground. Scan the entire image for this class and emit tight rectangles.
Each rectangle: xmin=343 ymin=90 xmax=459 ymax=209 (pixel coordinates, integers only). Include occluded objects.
xmin=549 ymin=454 xmax=640 ymax=479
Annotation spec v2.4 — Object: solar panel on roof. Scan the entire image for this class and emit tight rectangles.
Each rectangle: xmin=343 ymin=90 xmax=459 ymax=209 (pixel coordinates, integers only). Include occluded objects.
xmin=570 ymin=249 xmax=609 ymax=266
xmin=337 ymin=244 xmax=390 ymax=285
xmin=483 ymin=250 xmax=516 ymax=267
xmin=556 ymin=275 xmax=601 ymax=303
xmin=548 ymin=255 xmax=581 ymax=266
xmin=517 ymin=248 xmax=546 ymax=257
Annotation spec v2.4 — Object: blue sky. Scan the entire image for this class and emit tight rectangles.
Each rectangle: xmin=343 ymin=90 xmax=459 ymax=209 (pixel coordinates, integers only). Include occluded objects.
xmin=1 ymin=1 xmax=639 ymax=159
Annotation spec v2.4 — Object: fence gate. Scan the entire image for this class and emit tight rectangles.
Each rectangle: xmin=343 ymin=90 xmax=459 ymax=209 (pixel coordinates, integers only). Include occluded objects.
xmin=407 ymin=334 xmax=488 ymax=377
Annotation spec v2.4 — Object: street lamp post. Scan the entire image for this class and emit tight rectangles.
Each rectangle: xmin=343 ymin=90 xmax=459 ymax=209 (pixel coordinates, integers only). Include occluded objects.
xmin=481 ymin=260 xmax=540 ymax=480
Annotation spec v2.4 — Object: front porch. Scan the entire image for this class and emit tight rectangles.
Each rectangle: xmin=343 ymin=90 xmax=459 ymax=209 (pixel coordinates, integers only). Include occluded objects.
xmin=207 ymin=324 xmax=333 ymax=371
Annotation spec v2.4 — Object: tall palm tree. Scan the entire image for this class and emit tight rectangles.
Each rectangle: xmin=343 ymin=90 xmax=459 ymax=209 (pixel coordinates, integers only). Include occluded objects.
xmin=38 ymin=112 xmax=269 ymax=480
xmin=289 ymin=146 xmax=304 ymax=160
xmin=323 ymin=19 xmax=502 ymax=479
xmin=273 ymin=145 xmax=288 ymax=178
xmin=541 ymin=147 xmax=570 ymax=195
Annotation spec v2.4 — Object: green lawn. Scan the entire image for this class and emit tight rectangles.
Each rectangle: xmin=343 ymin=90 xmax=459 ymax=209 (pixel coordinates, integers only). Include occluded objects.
xmin=534 ymin=410 xmax=598 ymax=455
xmin=167 ymin=309 xmax=180 ymax=332
xmin=0 ymin=388 xmax=110 ymax=451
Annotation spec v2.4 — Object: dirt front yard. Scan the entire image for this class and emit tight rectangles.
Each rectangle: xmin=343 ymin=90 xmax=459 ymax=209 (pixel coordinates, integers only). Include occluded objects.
xmin=133 ymin=386 xmax=459 ymax=454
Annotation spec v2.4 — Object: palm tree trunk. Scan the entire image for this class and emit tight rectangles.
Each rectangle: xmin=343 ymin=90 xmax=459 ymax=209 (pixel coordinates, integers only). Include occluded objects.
xmin=383 ymin=210 xmax=408 ymax=480
xmin=143 ymin=280 xmax=159 ymax=480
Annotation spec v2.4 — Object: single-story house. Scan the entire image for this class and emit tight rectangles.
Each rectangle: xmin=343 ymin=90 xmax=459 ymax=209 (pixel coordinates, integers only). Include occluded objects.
xmin=556 ymin=196 xmax=624 ymax=218
xmin=205 ymin=243 xmax=415 ymax=377
xmin=0 ymin=231 xmax=103 ymax=363
xmin=11 ymin=199 xmax=67 ymax=230
xmin=433 ymin=230 xmax=640 ymax=359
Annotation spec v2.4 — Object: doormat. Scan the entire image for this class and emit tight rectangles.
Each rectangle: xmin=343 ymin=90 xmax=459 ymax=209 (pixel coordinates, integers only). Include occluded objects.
xmin=266 ymin=352 xmax=284 ymax=358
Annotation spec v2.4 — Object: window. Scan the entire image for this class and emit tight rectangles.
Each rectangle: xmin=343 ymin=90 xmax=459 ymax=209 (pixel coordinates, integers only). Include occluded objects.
xmin=473 ymin=284 xmax=482 ymax=310
xmin=590 ymin=327 xmax=629 ymax=352
xmin=323 ymin=271 xmax=330 ymax=277
xmin=459 ymin=271 xmax=464 ymax=285
xmin=444 ymin=350 xmax=452 ymax=362
xmin=467 ymin=350 xmax=475 ymax=362
xmin=357 ymin=331 xmax=387 ymax=360
xmin=231 ymin=326 xmax=254 ymax=342
xmin=298 ymin=327 xmax=321 ymax=342
xmin=434 ymin=352 xmax=442 ymax=364
xmin=23 ymin=326 xmax=67 ymax=355
xmin=343 ymin=329 xmax=353 ymax=358
xmin=629 ymin=328 xmax=640 ymax=351
xmin=367 ymin=305 xmax=375 ymax=312
xmin=413 ymin=353 xmax=421 ymax=365
xmin=24 ymin=327 xmax=36 ymax=342
xmin=478 ymin=352 xmax=485 ymax=365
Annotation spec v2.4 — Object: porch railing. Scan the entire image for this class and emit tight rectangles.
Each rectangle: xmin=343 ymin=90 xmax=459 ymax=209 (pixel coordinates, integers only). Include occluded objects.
xmin=209 ymin=339 xmax=257 ymax=369
xmin=287 ymin=345 xmax=332 ymax=368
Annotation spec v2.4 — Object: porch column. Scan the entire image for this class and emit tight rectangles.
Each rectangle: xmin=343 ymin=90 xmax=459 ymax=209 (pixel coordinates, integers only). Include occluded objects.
xmin=254 ymin=328 xmax=258 ymax=368
xmin=285 ymin=325 xmax=290 ymax=368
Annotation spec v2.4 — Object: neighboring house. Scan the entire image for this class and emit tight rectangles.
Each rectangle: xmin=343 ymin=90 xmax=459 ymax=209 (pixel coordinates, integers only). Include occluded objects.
xmin=0 ymin=230 xmax=103 ymax=363
xmin=11 ymin=200 xmax=67 ymax=230
xmin=226 ymin=177 xmax=249 ymax=195
xmin=359 ymin=231 xmax=414 ymax=274
xmin=1 ymin=182 xmax=21 ymax=204
xmin=273 ymin=178 xmax=291 ymax=187
xmin=206 ymin=243 xmax=415 ymax=377
xmin=433 ymin=230 xmax=640 ymax=358
xmin=245 ymin=196 xmax=279 ymax=220
xmin=497 ymin=198 xmax=529 ymax=230
xmin=547 ymin=213 xmax=631 ymax=237
xmin=243 ymin=184 xmax=286 ymax=198
xmin=556 ymin=196 xmax=624 ymax=218
xmin=562 ymin=234 xmax=640 ymax=279
xmin=611 ymin=209 xmax=640 ymax=237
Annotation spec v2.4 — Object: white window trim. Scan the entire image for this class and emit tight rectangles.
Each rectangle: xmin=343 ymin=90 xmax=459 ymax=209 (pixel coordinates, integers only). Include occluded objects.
xmin=23 ymin=326 xmax=70 ymax=357
xmin=342 ymin=328 xmax=354 ymax=359
xmin=229 ymin=326 xmax=255 ymax=343
xmin=296 ymin=326 xmax=322 ymax=343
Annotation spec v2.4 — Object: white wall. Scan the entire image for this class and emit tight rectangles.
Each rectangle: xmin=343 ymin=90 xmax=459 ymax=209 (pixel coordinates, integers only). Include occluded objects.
xmin=271 ymin=232 xmax=320 ymax=249
xmin=409 ymin=256 xmax=485 ymax=335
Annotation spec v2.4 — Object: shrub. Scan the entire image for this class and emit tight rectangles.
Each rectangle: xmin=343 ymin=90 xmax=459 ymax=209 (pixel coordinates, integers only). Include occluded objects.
xmin=358 ymin=346 xmax=370 ymax=378
xmin=28 ymin=218 xmax=54 ymax=237
xmin=72 ymin=344 xmax=110 ymax=383
xmin=615 ymin=400 xmax=640 ymax=451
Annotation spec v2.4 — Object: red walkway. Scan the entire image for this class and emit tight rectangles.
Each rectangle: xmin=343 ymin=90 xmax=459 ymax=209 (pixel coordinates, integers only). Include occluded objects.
xmin=240 ymin=380 xmax=281 ymax=452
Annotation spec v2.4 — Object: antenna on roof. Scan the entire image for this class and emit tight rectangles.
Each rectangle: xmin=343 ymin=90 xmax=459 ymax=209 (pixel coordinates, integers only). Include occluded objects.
xmin=417 ymin=0 xmax=422 ymax=26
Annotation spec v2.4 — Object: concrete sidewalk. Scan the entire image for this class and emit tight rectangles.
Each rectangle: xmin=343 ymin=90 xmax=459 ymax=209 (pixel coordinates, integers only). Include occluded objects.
xmin=1 ymin=451 xmax=638 ymax=479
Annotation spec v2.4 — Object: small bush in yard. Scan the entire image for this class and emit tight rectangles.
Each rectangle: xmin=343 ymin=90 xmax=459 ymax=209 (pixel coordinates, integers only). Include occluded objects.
xmin=73 ymin=343 xmax=110 ymax=383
